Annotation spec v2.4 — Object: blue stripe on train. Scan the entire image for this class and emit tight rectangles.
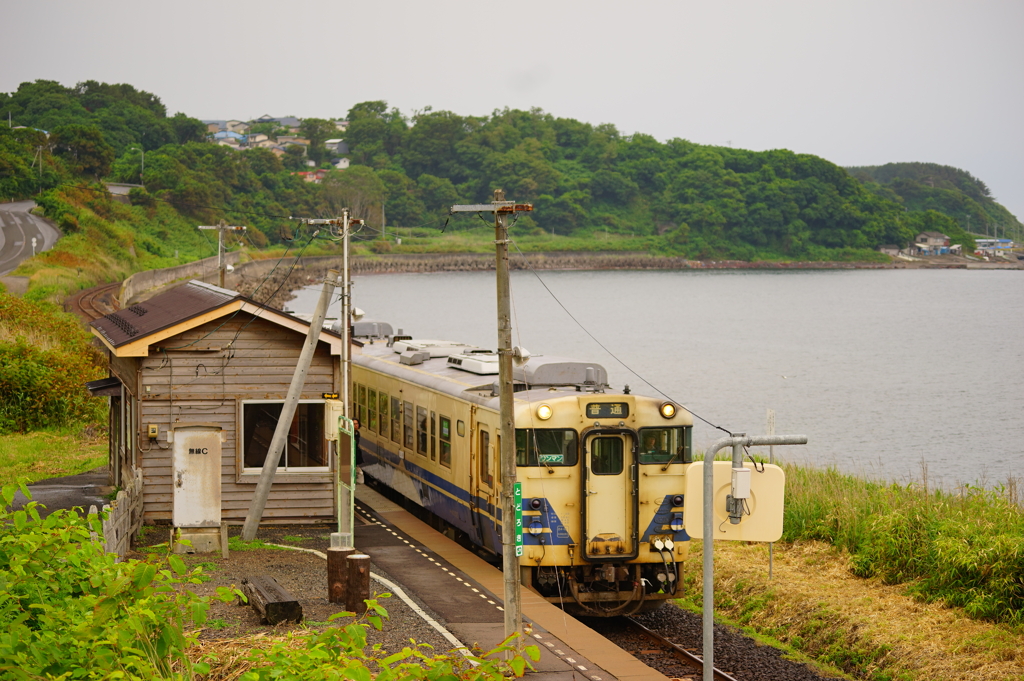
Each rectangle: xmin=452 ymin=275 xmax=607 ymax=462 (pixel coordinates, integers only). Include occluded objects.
xmin=360 ymin=440 xmax=576 ymax=549
xmin=639 ymin=494 xmax=691 ymax=542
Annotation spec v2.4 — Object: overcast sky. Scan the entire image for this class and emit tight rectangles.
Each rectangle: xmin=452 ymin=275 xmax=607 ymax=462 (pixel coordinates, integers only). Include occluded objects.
xmin=4 ymin=0 xmax=1022 ymax=223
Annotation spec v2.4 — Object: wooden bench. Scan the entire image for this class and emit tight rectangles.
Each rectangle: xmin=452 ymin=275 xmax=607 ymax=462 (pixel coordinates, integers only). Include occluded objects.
xmin=240 ymin=575 xmax=303 ymax=624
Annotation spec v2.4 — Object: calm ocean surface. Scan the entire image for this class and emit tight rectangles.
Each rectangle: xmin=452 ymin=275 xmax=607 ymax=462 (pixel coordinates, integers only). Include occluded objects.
xmin=290 ymin=268 xmax=1024 ymax=487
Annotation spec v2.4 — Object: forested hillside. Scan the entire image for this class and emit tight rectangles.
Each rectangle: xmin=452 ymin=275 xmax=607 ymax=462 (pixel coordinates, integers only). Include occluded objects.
xmin=847 ymin=162 xmax=1020 ymax=240
xmin=3 ymin=79 xmax=1015 ymax=272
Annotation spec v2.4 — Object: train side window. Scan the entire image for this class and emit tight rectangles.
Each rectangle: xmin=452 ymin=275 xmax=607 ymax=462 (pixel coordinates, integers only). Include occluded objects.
xmin=591 ymin=436 xmax=624 ymax=475
xmin=378 ymin=392 xmax=389 ymax=436
xmin=479 ymin=428 xmax=493 ymax=487
xmin=403 ymin=401 xmax=414 ymax=449
xmin=356 ymin=384 xmax=366 ymax=424
xmin=416 ymin=406 xmax=428 ymax=456
xmin=637 ymin=426 xmax=692 ymax=464
xmin=439 ymin=415 xmax=452 ymax=468
xmin=368 ymin=389 xmax=377 ymax=433
xmin=457 ymin=420 xmax=465 ymax=437
xmin=430 ymin=411 xmax=437 ymax=461
xmin=515 ymin=429 xmax=579 ymax=466
xmin=391 ymin=396 xmax=401 ymax=443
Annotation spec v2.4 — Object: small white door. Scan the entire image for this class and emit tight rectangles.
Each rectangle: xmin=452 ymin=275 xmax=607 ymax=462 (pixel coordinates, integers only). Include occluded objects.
xmin=172 ymin=425 xmax=222 ymax=527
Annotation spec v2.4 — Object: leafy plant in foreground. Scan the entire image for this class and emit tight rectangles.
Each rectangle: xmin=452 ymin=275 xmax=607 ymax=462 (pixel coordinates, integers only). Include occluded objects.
xmin=226 ymin=603 xmax=540 ymax=680
xmin=0 ymin=482 xmax=233 ymax=680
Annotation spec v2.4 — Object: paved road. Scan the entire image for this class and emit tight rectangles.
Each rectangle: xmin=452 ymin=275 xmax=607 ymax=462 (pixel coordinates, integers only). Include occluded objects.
xmin=0 ymin=200 xmax=61 ymax=276
xmin=9 ymin=466 xmax=113 ymax=518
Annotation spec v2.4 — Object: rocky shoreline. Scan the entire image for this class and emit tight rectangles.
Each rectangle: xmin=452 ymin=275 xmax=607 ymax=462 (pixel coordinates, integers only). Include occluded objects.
xmin=229 ymin=250 xmax=1017 ymax=311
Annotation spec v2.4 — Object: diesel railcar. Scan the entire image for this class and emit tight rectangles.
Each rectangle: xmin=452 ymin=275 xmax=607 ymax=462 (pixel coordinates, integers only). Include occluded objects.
xmin=352 ymin=337 xmax=697 ymax=615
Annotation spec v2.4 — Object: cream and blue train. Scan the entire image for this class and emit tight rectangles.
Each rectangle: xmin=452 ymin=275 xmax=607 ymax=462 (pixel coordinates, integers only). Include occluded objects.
xmin=352 ymin=335 xmax=697 ymax=615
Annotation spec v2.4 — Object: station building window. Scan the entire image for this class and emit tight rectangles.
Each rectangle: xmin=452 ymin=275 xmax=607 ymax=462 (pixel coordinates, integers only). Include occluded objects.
xmin=242 ymin=400 xmax=328 ymax=471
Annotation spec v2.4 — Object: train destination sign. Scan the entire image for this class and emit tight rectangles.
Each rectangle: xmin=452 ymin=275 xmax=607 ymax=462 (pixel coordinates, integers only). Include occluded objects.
xmin=586 ymin=402 xmax=629 ymax=419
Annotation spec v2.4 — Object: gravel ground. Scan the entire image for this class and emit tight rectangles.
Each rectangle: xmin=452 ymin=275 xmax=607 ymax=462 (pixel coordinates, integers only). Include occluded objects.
xmin=131 ymin=524 xmax=465 ymax=659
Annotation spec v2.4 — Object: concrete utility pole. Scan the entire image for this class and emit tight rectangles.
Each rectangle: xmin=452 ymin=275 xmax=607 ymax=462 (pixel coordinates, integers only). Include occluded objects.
xmin=241 ymin=269 xmax=340 ymax=541
xmin=449 ymin=190 xmax=533 ymax=651
xmin=307 ymin=212 xmax=363 ymax=549
xmin=198 ymin=221 xmax=246 ymax=287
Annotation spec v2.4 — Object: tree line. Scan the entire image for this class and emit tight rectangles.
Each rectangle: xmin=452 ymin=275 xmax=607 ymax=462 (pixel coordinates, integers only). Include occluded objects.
xmin=3 ymin=79 xmax=1017 ymax=260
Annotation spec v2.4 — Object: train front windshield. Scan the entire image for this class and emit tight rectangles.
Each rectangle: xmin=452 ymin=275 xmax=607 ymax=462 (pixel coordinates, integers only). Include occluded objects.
xmin=637 ymin=426 xmax=692 ymax=464
xmin=516 ymin=429 xmax=579 ymax=466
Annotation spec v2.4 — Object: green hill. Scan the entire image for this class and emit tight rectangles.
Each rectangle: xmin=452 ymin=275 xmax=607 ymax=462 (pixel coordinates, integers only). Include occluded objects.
xmin=847 ymin=162 xmax=1021 ymax=241
xmin=3 ymin=78 xmax=1019 ymax=292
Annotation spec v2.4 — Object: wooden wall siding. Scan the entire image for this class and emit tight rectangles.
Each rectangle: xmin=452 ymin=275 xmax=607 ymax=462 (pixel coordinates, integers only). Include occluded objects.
xmin=136 ymin=315 xmax=338 ymax=524
xmin=108 ymin=353 xmax=138 ymax=394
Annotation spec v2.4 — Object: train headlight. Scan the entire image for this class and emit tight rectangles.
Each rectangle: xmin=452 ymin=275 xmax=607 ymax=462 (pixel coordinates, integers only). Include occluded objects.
xmin=669 ymin=514 xmax=684 ymax=532
xmin=671 ymin=494 xmax=684 ymax=507
xmin=528 ymin=520 xmax=544 ymax=536
xmin=537 ymin=404 xmax=553 ymax=420
xmin=659 ymin=402 xmax=677 ymax=419
xmin=530 ymin=498 xmax=543 ymax=510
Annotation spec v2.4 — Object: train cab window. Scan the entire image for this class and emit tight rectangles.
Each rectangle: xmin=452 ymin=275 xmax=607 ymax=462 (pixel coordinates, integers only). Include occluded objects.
xmin=515 ymin=429 xmax=579 ymax=467
xmin=430 ymin=411 xmax=437 ymax=461
xmin=378 ymin=392 xmax=389 ymax=436
xmin=638 ymin=426 xmax=693 ymax=465
xmin=479 ymin=429 xmax=493 ymax=487
xmin=368 ymin=389 xmax=378 ymax=433
xmin=439 ymin=415 xmax=452 ymax=468
xmin=390 ymin=396 xmax=401 ymax=443
xmin=416 ymin=406 xmax=428 ymax=456
xmin=590 ymin=436 xmax=624 ymax=475
xmin=403 ymin=401 xmax=414 ymax=449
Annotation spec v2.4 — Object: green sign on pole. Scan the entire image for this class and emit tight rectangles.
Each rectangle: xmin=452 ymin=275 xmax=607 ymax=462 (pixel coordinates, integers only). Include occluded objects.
xmin=513 ymin=482 xmax=523 ymax=557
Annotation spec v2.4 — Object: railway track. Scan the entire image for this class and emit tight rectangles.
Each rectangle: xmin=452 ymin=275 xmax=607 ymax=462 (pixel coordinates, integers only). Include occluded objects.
xmin=585 ymin=615 xmax=737 ymax=681
xmin=65 ymin=281 xmax=121 ymax=322
xmin=622 ymin=616 xmax=738 ymax=681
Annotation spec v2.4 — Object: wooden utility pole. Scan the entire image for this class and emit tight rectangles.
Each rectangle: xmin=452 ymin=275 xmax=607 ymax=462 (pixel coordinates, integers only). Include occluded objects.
xmin=449 ymin=190 xmax=533 ymax=651
xmin=198 ymin=221 xmax=247 ymax=287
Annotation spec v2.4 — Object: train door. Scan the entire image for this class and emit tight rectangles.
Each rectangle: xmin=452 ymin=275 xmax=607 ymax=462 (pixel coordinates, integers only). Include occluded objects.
xmin=583 ymin=432 xmax=637 ymax=560
xmin=472 ymin=420 xmax=498 ymax=554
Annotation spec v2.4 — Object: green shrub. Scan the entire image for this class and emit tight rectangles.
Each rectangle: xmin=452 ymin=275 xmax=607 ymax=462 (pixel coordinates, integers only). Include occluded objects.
xmin=0 ymin=482 xmax=230 ymax=679
xmin=231 ymin=606 xmax=540 ymax=680
xmin=784 ymin=465 xmax=1024 ymax=624
xmin=0 ymin=292 xmax=104 ymax=433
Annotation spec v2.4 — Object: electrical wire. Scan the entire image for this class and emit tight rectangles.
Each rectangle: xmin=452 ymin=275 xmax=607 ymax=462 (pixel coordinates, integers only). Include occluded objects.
xmin=507 ymin=238 xmax=732 ymax=436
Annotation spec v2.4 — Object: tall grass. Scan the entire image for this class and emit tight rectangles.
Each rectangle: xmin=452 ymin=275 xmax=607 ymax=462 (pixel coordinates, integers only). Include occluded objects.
xmin=783 ymin=464 xmax=1024 ymax=624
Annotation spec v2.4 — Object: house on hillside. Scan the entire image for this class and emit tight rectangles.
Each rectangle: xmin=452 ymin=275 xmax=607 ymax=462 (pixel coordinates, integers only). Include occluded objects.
xmin=324 ymin=139 xmax=349 ymax=155
xmin=88 ymin=280 xmax=351 ymax=525
xmin=912 ymin=231 xmax=951 ymax=255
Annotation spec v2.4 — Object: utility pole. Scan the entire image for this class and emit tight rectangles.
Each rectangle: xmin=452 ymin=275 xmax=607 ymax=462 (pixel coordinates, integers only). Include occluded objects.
xmin=241 ymin=269 xmax=340 ymax=541
xmin=307 ymin=212 xmax=363 ymax=548
xmin=449 ymin=190 xmax=533 ymax=651
xmin=198 ymin=221 xmax=247 ymax=287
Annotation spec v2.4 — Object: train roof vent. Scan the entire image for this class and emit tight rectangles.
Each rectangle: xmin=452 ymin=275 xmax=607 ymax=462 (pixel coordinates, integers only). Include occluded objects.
xmin=513 ymin=356 xmax=608 ymax=387
xmin=447 ymin=351 xmax=499 ymax=375
xmin=400 ymin=350 xmax=431 ymax=366
xmin=393 ymin=339 xmax=481 ymax=358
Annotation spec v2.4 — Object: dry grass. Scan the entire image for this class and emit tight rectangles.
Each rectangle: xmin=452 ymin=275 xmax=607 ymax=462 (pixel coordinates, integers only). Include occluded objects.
xmin=186 ymin=634 xmax=291 ymax=681
xmin=689 ymin=541 xmax=1024 ymax=680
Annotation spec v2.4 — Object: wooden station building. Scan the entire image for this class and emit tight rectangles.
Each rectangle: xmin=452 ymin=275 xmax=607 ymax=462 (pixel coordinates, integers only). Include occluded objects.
xmin=88 ymin=280 xmax=346 ymax=525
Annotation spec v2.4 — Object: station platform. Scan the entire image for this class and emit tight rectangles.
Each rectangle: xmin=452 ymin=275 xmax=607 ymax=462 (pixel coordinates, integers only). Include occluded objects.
xmin=354 ymin=485 xmax=668 ymax=680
